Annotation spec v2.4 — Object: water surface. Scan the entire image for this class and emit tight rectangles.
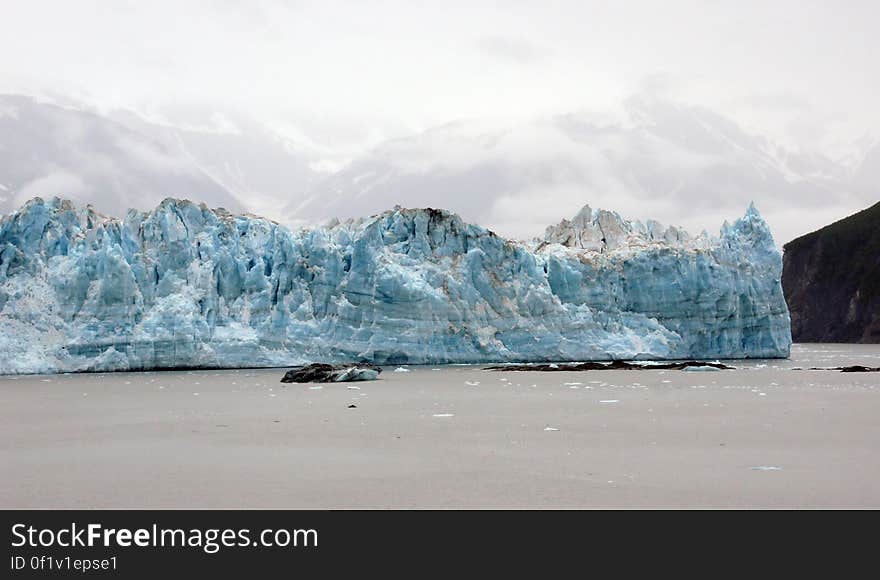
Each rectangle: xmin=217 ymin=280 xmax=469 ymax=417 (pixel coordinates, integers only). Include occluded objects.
xmin=1 ymin=344 xmax=878 ymax=508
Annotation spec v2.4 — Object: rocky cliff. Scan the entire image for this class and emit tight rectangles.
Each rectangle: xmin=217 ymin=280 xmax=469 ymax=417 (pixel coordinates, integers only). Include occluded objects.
xmin=782 ymin=202 xmax=880 ymax=342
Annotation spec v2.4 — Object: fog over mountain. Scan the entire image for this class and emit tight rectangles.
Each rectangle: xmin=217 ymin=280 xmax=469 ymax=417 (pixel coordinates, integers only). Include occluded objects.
xmin=0 ymin=94 xmax=323 ymax=219
xmin=106 ymin=106 xmax=320 ymax=219
xmin=2 ymin=0 xmax=879 ymax=243
xmin=0 ymin=94 xmax=242 ymax=216
xmin=293 ymin=94 xmax=878 ymax=243
xmin=1 ymin=92 xmax=877 ymax=244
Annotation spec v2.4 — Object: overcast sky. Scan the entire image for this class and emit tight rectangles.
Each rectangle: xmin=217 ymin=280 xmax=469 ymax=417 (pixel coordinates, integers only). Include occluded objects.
xmin=0 ymin=0 xmax=878 ymax=244
xmin=2 ymin=0 xmax=878 ymax=155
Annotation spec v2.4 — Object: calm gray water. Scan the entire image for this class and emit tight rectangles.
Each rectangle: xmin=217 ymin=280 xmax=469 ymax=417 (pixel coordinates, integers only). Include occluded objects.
xmin=1 ymin=343 xmax=878 ymax=508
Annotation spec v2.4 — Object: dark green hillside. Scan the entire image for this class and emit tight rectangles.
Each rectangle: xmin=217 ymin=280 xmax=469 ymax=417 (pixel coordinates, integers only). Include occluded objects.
xmin=782 ymin=202 xmax=880 ymax=342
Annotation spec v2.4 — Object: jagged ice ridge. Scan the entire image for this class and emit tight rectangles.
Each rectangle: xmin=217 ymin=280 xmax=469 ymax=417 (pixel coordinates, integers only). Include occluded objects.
xmin=0 ymin=198 xmax=791 ymax=374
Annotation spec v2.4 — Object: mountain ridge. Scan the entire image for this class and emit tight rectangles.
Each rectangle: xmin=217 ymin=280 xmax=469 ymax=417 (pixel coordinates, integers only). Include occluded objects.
xmin=782 ymin=202 xmax=880 ymax=343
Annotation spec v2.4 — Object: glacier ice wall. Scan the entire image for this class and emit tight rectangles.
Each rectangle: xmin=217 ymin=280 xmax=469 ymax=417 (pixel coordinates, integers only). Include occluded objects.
xmin=0 ymin=197 xmax=791 ymax=374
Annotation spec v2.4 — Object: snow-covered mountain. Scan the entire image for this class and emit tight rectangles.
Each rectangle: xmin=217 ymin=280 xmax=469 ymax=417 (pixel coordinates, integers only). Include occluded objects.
xmin=107 ymin=107 xmax=319 ymax=220
xmin=1 ymin=92 xmax=876 ymax=245
xmin=0 ymin=94 xmax=318 ymax=220
xmin=289 ymin=95 xmax=875 ymax=244
xmin=0 ymin=94 xmax=242 ymax=216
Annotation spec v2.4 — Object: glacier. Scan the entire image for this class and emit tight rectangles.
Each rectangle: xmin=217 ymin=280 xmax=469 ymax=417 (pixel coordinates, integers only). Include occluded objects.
xmin=0 ymin=197 xmax=791 ymax=374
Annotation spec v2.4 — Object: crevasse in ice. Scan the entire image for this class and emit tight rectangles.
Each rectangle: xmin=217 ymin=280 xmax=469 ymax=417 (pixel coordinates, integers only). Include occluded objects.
xmin=0 ymin=197 xmax=790 ymax=374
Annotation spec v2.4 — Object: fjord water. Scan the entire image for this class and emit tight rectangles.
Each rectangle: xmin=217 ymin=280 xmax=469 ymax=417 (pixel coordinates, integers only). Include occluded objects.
xmin=1 ymin=344 xmax=877 ymax=508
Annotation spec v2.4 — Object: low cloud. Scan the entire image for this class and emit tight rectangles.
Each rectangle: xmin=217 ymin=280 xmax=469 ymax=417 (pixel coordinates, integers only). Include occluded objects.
xmin=16 ymin=171 xmax=87 ymax=205
xmin=292 ymin=93 xmax=874 ymax=245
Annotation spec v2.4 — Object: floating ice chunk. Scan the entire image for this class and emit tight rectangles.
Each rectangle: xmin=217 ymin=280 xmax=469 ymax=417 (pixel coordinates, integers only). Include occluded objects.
xmin=393 ymin=367 xmax=410 ymax=373
xmin=563 ymin=382 xmax=583 ymax=386
xmin=432 ymin=413 xmax=455 ymax=418
xmin=543 ymin=427 xmax=559 ymax=431
xmin=308 ymin=386 xmax=323 ymax=390
xmin=683 ymin=365 xmax=723 ymax=372
xmin=749 ymin=466 xmax=782 ymax=471
xmin=282 ymin=364 xmax=380 ymax=383
xmin=599 ymin=399 xmax=620 ymax=403
xmin=465 ymin=381 xmax=480 ymax=386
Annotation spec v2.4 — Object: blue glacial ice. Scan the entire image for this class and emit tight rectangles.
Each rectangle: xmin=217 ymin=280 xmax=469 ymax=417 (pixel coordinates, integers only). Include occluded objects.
xmin=0 ymin=198 xmax=791 ymax=374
